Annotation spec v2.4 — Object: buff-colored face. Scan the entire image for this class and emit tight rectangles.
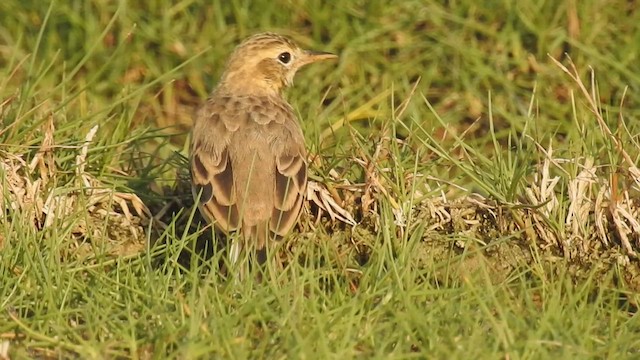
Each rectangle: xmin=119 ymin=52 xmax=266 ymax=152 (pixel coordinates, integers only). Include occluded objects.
xmin=219 ymin=33 xmax=337 ymax=95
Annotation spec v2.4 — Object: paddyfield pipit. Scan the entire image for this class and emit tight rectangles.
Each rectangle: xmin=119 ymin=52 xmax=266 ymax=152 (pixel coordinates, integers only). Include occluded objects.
xmin=190 ymin=32 xmax=337 ymax=265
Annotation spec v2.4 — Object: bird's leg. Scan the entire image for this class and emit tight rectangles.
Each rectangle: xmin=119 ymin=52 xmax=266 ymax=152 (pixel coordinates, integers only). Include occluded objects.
xmin=229 ymin=237 xmax=245 ymax=281
xmin=229 ymin=238 xmax=243 ymax=265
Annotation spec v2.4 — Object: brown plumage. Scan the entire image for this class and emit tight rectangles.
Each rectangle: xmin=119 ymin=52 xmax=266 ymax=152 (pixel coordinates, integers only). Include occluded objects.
xmin=190 ymin=32 xmax=337 ymax=264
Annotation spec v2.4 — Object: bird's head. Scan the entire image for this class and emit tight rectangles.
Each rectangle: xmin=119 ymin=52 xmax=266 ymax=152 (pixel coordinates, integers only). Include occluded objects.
xmin=219 ymin=33 xmax=337 ymax=96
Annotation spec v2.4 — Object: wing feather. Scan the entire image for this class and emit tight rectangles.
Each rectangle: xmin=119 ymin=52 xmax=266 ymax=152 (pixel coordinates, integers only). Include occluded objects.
xmin=190 ymin=97 xmax=242 ymax=232
xmin=270 ymin=122 xmax=307 ymax=236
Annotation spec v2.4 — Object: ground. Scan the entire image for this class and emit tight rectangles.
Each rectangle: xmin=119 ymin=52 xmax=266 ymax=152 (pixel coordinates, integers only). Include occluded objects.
xmin=1 ymin=1 xmax=640 ymax=358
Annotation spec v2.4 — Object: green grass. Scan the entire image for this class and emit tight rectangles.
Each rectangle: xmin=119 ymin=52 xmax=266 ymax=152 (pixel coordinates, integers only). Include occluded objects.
xmin=2 ymin=0 xmax=640 ymax=358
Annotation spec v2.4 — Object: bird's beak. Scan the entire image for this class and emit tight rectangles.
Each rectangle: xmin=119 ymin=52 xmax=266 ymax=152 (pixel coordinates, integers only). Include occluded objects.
xmin=301 ymin=50 xmax=338 ymax=65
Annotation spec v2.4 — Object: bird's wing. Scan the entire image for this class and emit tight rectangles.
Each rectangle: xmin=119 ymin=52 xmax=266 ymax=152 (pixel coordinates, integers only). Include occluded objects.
xmin=190 ymin=96 xmax=243 ymax=232
xmin=249 ymin=101 xmax=308 ymax=237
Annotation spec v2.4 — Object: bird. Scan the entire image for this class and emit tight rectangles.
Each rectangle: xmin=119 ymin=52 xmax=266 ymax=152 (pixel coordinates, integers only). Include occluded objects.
xmin=190 ymin=32 xmax=337 ymax=267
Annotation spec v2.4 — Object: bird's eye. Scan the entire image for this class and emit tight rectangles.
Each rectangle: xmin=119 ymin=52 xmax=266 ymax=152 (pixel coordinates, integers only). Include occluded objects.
xmin=278 ymin=52 xmax=291 ymax=64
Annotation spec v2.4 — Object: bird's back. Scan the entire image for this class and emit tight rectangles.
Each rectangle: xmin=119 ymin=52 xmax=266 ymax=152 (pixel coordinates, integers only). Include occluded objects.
xmin=191 ymin=92 xmax=307 ymax=248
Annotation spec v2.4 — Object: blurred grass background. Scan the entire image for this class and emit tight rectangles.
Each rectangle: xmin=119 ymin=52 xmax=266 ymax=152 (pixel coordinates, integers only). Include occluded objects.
xmin=1 ymin=0 xmax=640 ymax=358
xmin=4 ymin=0 xmax=638 ymax=143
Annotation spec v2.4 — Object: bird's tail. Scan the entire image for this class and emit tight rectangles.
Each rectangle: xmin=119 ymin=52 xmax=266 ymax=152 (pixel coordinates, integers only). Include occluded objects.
xmin=241 ymin=221 xmax=270 ymax=265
